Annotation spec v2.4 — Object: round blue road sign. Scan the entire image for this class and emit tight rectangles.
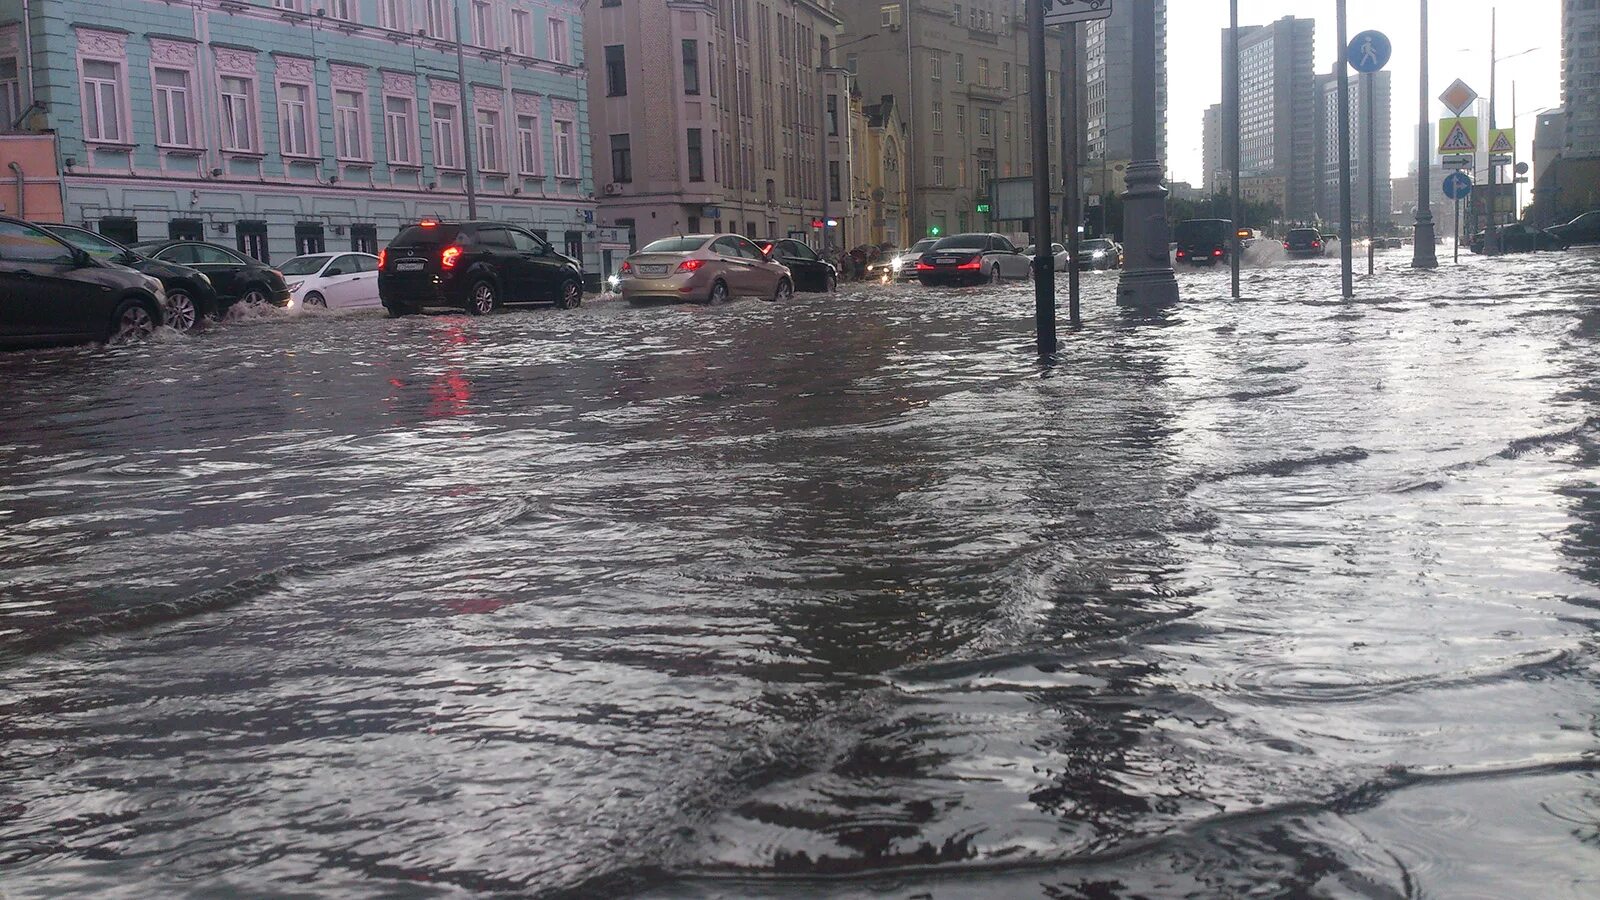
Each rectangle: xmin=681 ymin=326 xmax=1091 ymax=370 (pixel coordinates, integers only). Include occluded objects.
xmin=1347 ymin=30 xmax=1392 ymax=73
xmin=1442 ymin=171 xmax=1473 ymax=201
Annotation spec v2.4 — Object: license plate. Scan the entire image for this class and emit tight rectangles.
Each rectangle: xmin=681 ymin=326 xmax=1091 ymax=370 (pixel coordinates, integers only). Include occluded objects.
xmin=637 ymin=264 xmax=668 ymax=276
xmin=395 ymin=259 xmax=425 ymax=271
xmin=934 ymin=257 xmax=957 ymax=264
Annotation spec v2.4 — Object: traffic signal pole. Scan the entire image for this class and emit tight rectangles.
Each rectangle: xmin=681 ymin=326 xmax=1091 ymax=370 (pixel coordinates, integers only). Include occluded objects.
xmin=1028 ymin=0 xmax=1056 ymax=356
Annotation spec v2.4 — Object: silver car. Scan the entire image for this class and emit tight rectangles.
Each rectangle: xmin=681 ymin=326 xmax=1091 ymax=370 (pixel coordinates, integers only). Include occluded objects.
xmin=620 ymin=234 xmax=794 ymax=304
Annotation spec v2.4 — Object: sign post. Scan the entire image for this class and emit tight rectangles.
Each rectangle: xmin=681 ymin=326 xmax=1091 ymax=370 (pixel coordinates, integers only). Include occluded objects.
xmin=1335 ymin=2 xmax=1354 ymax=298
xmin=1042 ymin=0 xmax=1114 ymax=27
xmin=1443 ymin=171 xmax=1472 ymax=264
xmin=1347 ymin=29 xmax=1390 ymax=278
xmin=1414 ymin=0 xmax=1438 ymax=270
xmin=1029 ymin=0 xmax=1056 ymax=356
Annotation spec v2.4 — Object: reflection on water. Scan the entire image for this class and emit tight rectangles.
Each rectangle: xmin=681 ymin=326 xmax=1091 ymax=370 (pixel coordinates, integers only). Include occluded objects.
xmin=3 ymin=250 xmax=1600 ymax=897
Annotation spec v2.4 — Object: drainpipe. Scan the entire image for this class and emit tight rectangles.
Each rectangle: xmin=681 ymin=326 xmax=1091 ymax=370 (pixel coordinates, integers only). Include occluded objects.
xmin=21 ymin=0 xmax=35 ymax=117
xmin=10 ymin=161 xmax=27 ymax=219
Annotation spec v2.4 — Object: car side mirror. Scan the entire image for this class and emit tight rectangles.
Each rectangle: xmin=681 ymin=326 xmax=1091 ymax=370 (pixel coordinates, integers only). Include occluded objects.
xmin=324 ymin=267 xmax=343 ymax=277
xmin=70 ymin=248 xmax=93 ymax=268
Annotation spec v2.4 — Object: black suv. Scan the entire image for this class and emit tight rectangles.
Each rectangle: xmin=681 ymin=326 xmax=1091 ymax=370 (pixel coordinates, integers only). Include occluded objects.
xmin=1283 ymin=228 xmax=1326 ymax=259
xmin=378 ymin=221 xmax=585 ymax=317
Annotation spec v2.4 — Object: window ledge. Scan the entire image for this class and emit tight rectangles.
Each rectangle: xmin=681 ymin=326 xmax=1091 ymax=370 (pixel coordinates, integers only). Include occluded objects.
xmin=85 ymin=140 xmax=137 ymax=152
xmin=158 ymin=146 xmax=205 ymax=157
xmin=222 ymin=149 xmax=266 ymax=160
xmin=390 ymin=163 xmax=423 ymax=172
xmin=338 ymin=159 xmax=374 ymax=168
xmin=283 ymin=155 xmax=323 ymax=164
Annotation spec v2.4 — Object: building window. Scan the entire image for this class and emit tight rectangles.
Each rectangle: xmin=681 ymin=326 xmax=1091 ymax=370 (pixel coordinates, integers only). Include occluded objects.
xmin=564 ymin=229 xmax=582 ymax=261
xmin=168 ymin=218 xmax=204 ymax=241
xmin=153 ymin=68 xmax=194 ymax=147
xmin=220 ymin=75 xmax=258 ymax=151
xmin=99 ymin=217 xmax=138 ymax=245
xmin=237 ymin=220 xmax=269 ymax=262
xmin=278 ymin=81 xmax=313 ymax=156
xmin=826 ymin=94 xmax=838 ymax=137
xmin=978 ymin=57 xmax=989 ymax=85
xmin=954 ymin=53 xmax=964 ymax=83
xmin=516 ymin=112 xmax=542 ymax=175
xmin=385 ymin=95 xmax=416 ymax=165
xmin=512 ymin=10 xmax=533 ymax=55
xmin=610 ymin=133 xmax=631 ymax=183
xmin=687 ymin=127 xmax=704 ymax=181
xmin=471 ymin=0 xmax=494 ymax=47
xmin=82 ymin=59 xmax=126 ymax=143
xmin=424 ymin=0 xmax=452 ymax=39
xmin=378 ymin=0 xmax=408 ymax=31
xmin=553 ymin=117 xmax=576 ymax=177
xmin=432 ymin=101 xmax=461 ymax=169
xmin=829 ymin=160 xmax=841 ymax=202
xmin=682 ymin=40 xmax=699 ymax=95
xmin=476 ymin=108 xmax=502 ymax=171
xmin=1002 ymin=62 xmax=1011 ymax=91
xmin=930 ymin=54 xmax=941 ymax=81
xmin=328 ymin=0 xmax=354 ymax=21
xmin=605 ymin=45 xmax=627 ymax=96
xmin=295 ymin=222 xmax=326 ymax=255
xmin=350 ymin=224 xmax=378 ymax=253
xmin=933 ymin=156 xmax=944 ymax=186
xmin=931 ymin=101 xmax=943 ymax=133
xmin=956 ymin=104 xmax=965 ymax=135
xmin=602 ymin=0 xmax=620 ymax=6
xmin=978 ymin=107 xmax=991 ymax=138
xmin=0 ymin=58 xmax=19 ymax=130
xmin=334 ymin=88 xmax=368 ymax=160
xmin=547 ymin=18 xmax=569 ymax=64
xmin=687 ymin=215 xmax=700 ymax=233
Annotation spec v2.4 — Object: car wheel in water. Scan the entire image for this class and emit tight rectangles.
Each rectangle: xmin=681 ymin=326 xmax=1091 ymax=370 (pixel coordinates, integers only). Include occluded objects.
xmin=990 ymin=265 xmax=1003 ymax=285
xmin=468 ymin=280 xmax=496 ymax=315
xmin=825 ymin=273 xmax=837 ymax=293
xmin=304 ymin=292 xmax=327 ymax=308
xmin=555 ymin=278 xmax=582 ymax=309
xmin=772 ymin=278 xmax=793 ymax=303
xmin=707 ymin=280 xmax=729 ymax=304
xmin=109 ymin=298 xmax=157 ymax=343
xmin=163 ymin=289 xmax=198 ymax=333
xmin=386 ymin=304 xmax=416 ymax=318
xmin=240 ymin=286 xmax=269 ymax=307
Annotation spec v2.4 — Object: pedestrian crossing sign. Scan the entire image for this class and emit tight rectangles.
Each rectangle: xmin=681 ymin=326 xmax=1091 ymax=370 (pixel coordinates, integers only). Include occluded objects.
xmin=1488 ymin=128 xmax=1515 ymax=155
xmin=1438 ymin=117 xmax=1477 ymax=154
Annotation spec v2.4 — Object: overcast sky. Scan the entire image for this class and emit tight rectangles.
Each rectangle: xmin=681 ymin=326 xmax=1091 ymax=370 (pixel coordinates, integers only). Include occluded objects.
xmin=1163 ymin=1 xmax=1563 ymax=186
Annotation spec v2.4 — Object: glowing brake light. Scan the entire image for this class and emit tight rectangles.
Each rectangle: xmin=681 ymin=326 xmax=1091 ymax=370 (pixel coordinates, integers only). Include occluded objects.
xmin=620 ymin=260 xmax=633 ymax=274
xmin=676 ymin=259 xmax=706 ymax=273
xmin=1312 ymin=241 xmax=1321 ymax=248
xmin=1213 ymin=249 xmax=1224 ymax=257
xmin=420 ymin=219 xmax=439 ymax=227
xmin=1176 ymin=250 xmax=1187 ymax=259
xmin=957 ymin=258 xmax=983 ymax=270
xmin=441 ymin=245 xmax=463 ymax=269
xmin=1283 ymin=242 xmax=1291 ymax=250
xmin=916 ymin=260 xmax=935 ymax=271
xmin=378 ymin=249 xmax=387 ymax=268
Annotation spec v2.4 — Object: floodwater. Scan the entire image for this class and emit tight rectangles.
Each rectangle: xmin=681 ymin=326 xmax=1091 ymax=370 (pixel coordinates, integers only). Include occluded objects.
xmin=3 ymin=248 xmax=1599 ymax=898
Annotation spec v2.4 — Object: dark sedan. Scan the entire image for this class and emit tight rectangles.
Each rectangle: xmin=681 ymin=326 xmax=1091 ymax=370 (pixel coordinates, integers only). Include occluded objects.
xmin=1548 ymin=211 xmax=1600 ymax=247
xmin=0 ymin=216 xmax=166 ymax=348
xmin=760 ymin=239 xmax=836 ymax=293
xmin=129 ymin=240 xmax=292 ymax=313
xmin=39 ymin=224 xmax=219 ymax=332
xmin=915 ymin=233 xmax=1032 ymax=287
xmin=1470 ymin=224 xmax=1569 ymax=255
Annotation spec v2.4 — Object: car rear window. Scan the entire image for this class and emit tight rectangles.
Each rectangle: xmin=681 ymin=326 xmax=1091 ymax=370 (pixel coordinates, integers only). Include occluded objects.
xmin=641 ymin=237 xmax=710 ymax=253
xmin=393 ymin=224 xmax=461 ymax=245
xmin=932 ymin=234 xmax=987 ymax=250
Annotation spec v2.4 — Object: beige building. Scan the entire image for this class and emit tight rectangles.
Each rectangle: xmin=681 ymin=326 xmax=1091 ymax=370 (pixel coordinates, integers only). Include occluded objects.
xmin=835 ymin=1 xmax=1070 ymax=241
xmin=854 ymin=95 xmax=911 ymax=247
xmin=585 ymin=0 xmax=842 ymax=248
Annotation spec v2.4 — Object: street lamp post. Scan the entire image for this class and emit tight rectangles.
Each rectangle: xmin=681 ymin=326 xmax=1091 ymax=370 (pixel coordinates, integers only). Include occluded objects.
xmin=1229 ymin=0 xmax=1241 ymax=298
xmin=1413 ymin=0 xmax=1438 ymax=268
xmin=820 ymin=34 xmax=876 ymax=254
xmin=1116 ymin=0 xmax=1179 ymax=309
xmin=453 ymin=0 xmax=478 ymax=219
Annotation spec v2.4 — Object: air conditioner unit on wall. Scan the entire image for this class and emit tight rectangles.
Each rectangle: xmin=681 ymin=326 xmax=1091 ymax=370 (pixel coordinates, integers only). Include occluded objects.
xmin=604 ymin=183 xmax=623 ymax=196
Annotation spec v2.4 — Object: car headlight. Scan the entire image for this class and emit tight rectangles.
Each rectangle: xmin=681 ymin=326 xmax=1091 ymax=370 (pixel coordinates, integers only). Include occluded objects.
xmin=891 ymin=257 xmax=903 ymax=271
xmin=1092 ymin=250 xmax=1107 ymax=259
xmin=607 ymin=275 xmax=621 ymax=290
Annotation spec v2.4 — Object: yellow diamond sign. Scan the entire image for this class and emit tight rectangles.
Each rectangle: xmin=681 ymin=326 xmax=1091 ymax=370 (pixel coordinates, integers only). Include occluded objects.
xmin=1439 ymin=78 xmax=1478 ymax=116
xmin=1438 ymin=117 xmax=1477 ymax=154
xmin=1488 ymin=128 xmax=1515 ymax=155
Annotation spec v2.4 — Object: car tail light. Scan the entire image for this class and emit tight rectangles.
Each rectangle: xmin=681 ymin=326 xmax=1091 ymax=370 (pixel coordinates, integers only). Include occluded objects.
xmin=1213 ymin=249 xmax=1224 ymax=257
xmin=958 ymin=258 xmax=983 ymax=270
xmin=620 ymin=260 xmax=633 ymax=274
xmin=441 ymin=245 xmax=463 ymax=269
xmin=1176 ymin=250 xmax=1187 ymax=259
xmin=916 ymin=260 xmax=935 ymax=271
xmin=676 ymin=258 xmax=706 ymax=273
xmin=1283 ymin=242 xmax=1291 ymax=250
xmin=1312 ymin=241 xmax=1321 ymax=249
xmin=378 ymin=249 xmax=387 ymax=268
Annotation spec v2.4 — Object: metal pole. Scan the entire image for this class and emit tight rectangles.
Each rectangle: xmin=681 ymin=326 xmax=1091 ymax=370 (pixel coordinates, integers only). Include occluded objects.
xmin=905 ymin=0 xmax=918 ymax=240
xmin=1413 ymin=0 xmax=1438 ymax=268
xmin=1512 ymin=80 xmax=1519 ymax=222
xmin=1115 ymin=0 xmax=1179 ymax=308
xmin=1454 ymin=194 xmax=1460 ymax=262
xmin=1027 ymin=0 xmax=1055 ymax=356
xmin=1487 ymin=7 xmax=1497 ymax=253
xmin=821 ymin=65 xmax=831 ymax=253
xmin=1336 ymin=0 xmax=1354 ymax=297
xmin=454 ymin=0 xmax=478 ymax=220
xmin=1063 ymin=21 xmax=1081 ymax=328
xmin=1229 ymin=0 xmax=1241 ymax=298
xmin=1365 ymin=71 xmax=1376 ymax=276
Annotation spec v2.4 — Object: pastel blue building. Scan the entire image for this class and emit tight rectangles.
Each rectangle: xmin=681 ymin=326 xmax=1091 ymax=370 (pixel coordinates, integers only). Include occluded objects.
xmin=0 ymin=0 xmax=597 ymax=271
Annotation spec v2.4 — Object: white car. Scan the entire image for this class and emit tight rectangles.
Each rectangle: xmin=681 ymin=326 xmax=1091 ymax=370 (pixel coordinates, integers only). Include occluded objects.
xmin=280 ymin=252 xmax=382 ymax=310
xmin=1023 ymin=243 xmax=1070 ymax=272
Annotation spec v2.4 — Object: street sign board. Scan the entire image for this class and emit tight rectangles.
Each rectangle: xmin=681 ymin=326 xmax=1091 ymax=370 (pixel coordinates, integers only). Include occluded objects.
xmin=1438 ymin=117 xmax=1478 ymax=154
xmin=1442 ymin=154 xmax=1473 ymax=169
xmin=1487 ymin=128 xmax=1515 ymax=155
xmin=1042 ymin=0 xmax=1113 ymax=27
xmin=1439 ymin=79 xmax=1479 ymax=116
xmin=1347 ymin=30 xmax=1392 ymax=73
xmin=1442 ymin=171 xmax=1473 ymax=200
xmin=989 ymin=176 xmax=1062 ymax=222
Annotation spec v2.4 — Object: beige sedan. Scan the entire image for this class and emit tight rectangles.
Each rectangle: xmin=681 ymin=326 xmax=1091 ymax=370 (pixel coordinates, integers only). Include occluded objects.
xmin=619 ymin=234 xmax=794 ymax=304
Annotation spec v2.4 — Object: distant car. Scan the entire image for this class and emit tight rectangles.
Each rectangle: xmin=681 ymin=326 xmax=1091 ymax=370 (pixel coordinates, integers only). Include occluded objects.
xmin=618 ymin=234 xmax=793 ymax=304
xmin=1375 ymin=237 xmax=1404 ymax=250
xmin=279 ymin=252 xmax=382 ymax=310
xmin=868 ymin=238 xmax=939 ymax=283
xmin=38 ymin=223 xmax=218 ymax=332
xmin=1283 ymin=228 xmax=1326 ymax=259
xmin=1548 ymin=211 xmax=1600 ymax=246
xmin=378 ymin=220 xmax=585 ymax=316
xmin=1174 ymin=218 xmax=1235 ymax=266
xmin=915 ymin=233 xmax=1032 ymax=286
xmin=758 ymin=238 xmax=836 ymax=293
xmin=1074 ymin=238 xmax=1122 ymax=270
xmin=1470 ymin=223 xmax=1569 ymax=255
xmin=0 ymin=216 xmax=166 ymax=348
xmin=1024 ymin=243 xmax=1069 ymax=272
xmin=130 ymin=239 xmax=292 ymax=314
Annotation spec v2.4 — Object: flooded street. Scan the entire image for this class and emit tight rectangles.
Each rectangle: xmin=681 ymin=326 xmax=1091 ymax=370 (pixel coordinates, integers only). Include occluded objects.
xmin=3 ymin=249 xmax=1599 ymax=897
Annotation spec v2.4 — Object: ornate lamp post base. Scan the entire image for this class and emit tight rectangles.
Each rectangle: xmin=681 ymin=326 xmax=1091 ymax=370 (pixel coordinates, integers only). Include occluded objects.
xmin=1115 ymin=159 xmax=1180 ymax=308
